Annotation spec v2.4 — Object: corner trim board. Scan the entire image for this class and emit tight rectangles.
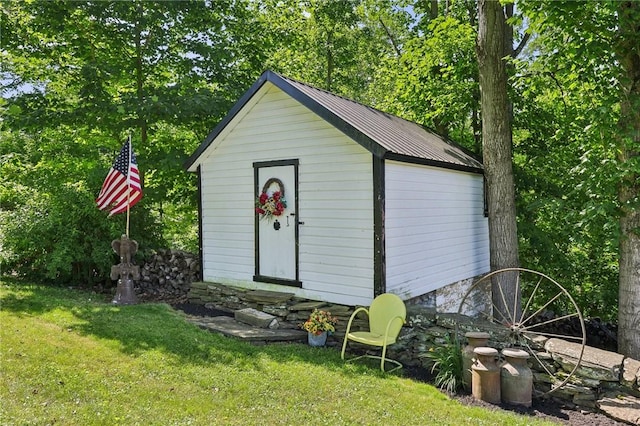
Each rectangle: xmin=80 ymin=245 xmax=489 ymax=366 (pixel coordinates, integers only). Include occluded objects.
xmin=373 ymin=156 xmax=386 ymax=296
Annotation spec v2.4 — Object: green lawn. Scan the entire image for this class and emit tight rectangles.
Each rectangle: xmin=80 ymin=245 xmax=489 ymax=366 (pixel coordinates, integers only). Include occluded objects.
xmin=0 ymin=280 xmax=557 ymax=425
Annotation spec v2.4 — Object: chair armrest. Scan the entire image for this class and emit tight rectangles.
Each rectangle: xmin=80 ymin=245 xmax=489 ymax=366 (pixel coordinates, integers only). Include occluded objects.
xmin=382 ymin=315 xmax=406 ymax=342
xmin=344 ymin=307 xmax=369 ymax=334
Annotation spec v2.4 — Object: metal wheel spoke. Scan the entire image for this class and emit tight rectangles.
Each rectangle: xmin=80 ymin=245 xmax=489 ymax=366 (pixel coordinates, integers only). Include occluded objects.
xmin=490 ymin=300 xmax=512 ymax=325
xmin=459 ymin=297 xmax=492 ymax=321
xmin=520 ymin=291 xmax=564 ymax=325
xmin=497 ymin=279 xmax=515 ymax=324
xmin=521 ymin=332 xmax=538 ymax=344
xmin=525 ymin=330 xmax=585 ymax=342
xmin=458 ymin=296 xmax=474 ymax=312
xmin=520 ymin=332 xmax=543 ymax=351
xmin=521 ymin=339 xmax=557 ymax=381
xmin=521 ymin=312 xmax=578 ymax=331
xmin=478 ymin=309 xmax=497 ymax=323
xmin=512 ymin=272 xmax=521 ymax=326
xmin=470 ymin=302 xmax=496 ymax=323
xmin=519 ymin=276 xmax=544 ymax=324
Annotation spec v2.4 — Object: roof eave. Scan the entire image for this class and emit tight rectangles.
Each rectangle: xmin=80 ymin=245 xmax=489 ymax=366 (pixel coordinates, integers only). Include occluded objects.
xmin=385 ymin=152 xmax=484 ymax=174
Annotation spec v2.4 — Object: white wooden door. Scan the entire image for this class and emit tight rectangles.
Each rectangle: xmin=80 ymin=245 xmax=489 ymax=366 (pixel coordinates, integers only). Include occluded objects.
xmin=254 ymin=161 xmax=299 ymax=285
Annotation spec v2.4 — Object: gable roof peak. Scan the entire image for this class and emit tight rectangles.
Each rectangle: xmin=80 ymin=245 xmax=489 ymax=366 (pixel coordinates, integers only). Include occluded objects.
xmin=186 ymin=70 xmax=483 ymax=174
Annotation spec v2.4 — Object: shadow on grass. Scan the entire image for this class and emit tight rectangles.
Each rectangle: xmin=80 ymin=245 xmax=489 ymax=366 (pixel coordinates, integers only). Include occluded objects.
xmin=0 ymin=279 xmax=392 ymax=380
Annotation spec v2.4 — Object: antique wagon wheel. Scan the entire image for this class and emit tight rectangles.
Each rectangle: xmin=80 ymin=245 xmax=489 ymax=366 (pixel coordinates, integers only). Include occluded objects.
xmin=457 ymin=267 xmax=586 ymax=396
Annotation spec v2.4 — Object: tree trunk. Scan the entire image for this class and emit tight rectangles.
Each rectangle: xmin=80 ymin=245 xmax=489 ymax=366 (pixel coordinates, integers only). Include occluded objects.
xmin=476 ymin=0 xmax=520 ymax=322
xmin=430 ymin=0 xmax=438 ymax=19
xmin=616 ymin=1 xmax=640 ymax=358
xmin=326 ymin=31 xmax=334 ymax=91
xmin=135 ymin=2 xmax=148 ymax=147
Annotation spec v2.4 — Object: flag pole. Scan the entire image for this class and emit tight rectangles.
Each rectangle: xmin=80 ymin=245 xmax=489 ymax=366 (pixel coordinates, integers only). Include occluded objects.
xmin=126 ymin=134 xmax=132 ymax=238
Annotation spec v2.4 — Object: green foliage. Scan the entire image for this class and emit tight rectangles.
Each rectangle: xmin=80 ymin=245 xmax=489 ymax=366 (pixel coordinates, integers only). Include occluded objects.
xmin=1 ymin=0 xmax=265 ymax=283
xmin=0 ymin=129 xmax=163 ymax=285
xmin=368 ymin=12 xmax=480 ymax=153
xmin=512 ymin=0 xmax=623 ymax=320
xmin=424 ymin=334 xmax=464 ymax=394
xmin=260 ymin=0 xmax=409 ymax=100
xmin=396 ymin=16 xmax=478 ymax=145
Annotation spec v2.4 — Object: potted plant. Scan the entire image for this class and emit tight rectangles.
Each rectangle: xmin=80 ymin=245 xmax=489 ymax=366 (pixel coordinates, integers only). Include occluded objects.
xmin=301 ymin=309 xmax=338 ymax=347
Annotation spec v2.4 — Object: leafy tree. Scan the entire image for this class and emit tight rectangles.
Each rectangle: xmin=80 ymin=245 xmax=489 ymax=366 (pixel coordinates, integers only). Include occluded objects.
xmin=376 ymin=15 xmax=479 ymax=150
xmin=367 ymin=1 xmax=481 ymax=153
xmin=510 ymin=32 xmax=620 ymax=320
xmin=516 ymin=1 xmax=639 ymax=355
xmin=259 ymin=0 xmax=407 ymax=101
xmin=0 ymin=0 xmax=268 ymax=283
xmin=0 ymin=127 xmax=161 ymax=285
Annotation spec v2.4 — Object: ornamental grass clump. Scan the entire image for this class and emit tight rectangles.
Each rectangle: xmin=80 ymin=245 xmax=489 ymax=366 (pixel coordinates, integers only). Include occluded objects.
xmin=424 ymin=334 xmax=464 ymax=394
xmin=301 ymin=309 xmax=338 ymax=335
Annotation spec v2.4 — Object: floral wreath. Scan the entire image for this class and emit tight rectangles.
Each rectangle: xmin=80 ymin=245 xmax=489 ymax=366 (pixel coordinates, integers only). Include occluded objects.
xmin=255 ymin=178 xmax=287 ymax=220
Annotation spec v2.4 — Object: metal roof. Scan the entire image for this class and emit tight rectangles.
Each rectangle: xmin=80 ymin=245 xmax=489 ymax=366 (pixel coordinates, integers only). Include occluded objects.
xmin=185 ymin=70 xmax=483 ymax=173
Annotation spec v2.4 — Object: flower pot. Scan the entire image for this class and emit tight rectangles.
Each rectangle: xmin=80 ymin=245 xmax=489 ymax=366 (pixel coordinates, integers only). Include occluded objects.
xmin=308 ymin=331 xmax=328 ymax=347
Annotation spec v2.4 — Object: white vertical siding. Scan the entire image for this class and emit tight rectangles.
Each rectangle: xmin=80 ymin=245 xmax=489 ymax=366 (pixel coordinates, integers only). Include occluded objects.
xmin=199 ymin=83 xmax=374 ymax=306
xmin=385 ymin=160 xmax=490 ymax=299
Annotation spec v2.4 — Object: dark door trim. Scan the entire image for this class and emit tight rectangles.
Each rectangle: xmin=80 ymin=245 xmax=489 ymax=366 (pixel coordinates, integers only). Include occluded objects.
xmin=253 ymin=159 xmax=301 ymax=287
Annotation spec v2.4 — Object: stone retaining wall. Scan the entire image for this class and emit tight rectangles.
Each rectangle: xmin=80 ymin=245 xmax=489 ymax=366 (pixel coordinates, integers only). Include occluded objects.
xmin=189 ymin=281 xmax=640 ymax=423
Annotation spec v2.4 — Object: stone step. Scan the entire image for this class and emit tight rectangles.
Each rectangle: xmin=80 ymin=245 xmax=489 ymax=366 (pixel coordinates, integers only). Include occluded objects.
xmin=235 ymin=307 xmax=279 ymax=329
xmin=545 ymin=338 xmax=625 ymax=381
xmin=187 ymin=315 xmax=307 ymax=345
xmin=243 ymin=289 xmax=295 ymax=304
xmin=596 ymin=392 xmax=640 ymax=425
xmin=289 ymin=301 xmax=328 ymax=311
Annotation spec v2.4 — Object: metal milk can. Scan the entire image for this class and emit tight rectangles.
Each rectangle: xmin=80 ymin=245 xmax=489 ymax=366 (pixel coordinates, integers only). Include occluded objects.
xmin=472 ymin=347 xmax=501 ymax=404
xmin=462 ymin=332 xmax=491 ymax=391
xmin=501 ymin=348 xmax=533 ymax=407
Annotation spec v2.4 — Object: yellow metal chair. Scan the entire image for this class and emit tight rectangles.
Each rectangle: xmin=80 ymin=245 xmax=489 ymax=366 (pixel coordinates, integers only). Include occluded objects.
xmin=341 ymin=293 xmax=407 ymax=372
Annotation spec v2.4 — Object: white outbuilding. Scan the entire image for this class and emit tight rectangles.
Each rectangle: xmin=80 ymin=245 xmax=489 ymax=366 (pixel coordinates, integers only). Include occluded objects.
xmin=185 ymin=70 xmax=490 ymax=309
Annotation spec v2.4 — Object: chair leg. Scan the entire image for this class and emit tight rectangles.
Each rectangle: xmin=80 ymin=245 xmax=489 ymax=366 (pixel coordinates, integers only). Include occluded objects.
xmin=380 ymin=343 xmax=388 ymax=372
xmin=342 ymin=338 xmax=403 ymax=373
xmin=341 ymin=336 xmax=349 ymax=360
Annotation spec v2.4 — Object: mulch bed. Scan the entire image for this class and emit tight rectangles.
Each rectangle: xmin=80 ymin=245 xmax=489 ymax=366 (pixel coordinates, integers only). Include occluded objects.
xmin=448 ymin=392 xmax=625 ymax=426
xmin=402 ymin=364 xmax=625 ymax=425
xmin=172 ymin=302 xmax=233 ymax=318
xmin=168 ymin=301 xmax=626 ymax=426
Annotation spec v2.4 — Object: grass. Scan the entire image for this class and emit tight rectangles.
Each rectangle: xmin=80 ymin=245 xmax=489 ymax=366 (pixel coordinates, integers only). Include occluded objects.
xmin=0 ymin=279 xmax=558 ymax=425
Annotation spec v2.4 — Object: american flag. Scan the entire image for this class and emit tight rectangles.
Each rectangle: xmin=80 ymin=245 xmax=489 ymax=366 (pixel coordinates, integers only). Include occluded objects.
xmin=96 ymin=137 xmax=142 ymax=216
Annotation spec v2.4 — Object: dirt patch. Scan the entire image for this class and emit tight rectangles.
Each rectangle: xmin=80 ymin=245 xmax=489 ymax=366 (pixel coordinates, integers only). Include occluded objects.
xmin=171 ymin=302 xmax=233 ymax=318
xmin=454 ymin=392 xmax=625 ymax=426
